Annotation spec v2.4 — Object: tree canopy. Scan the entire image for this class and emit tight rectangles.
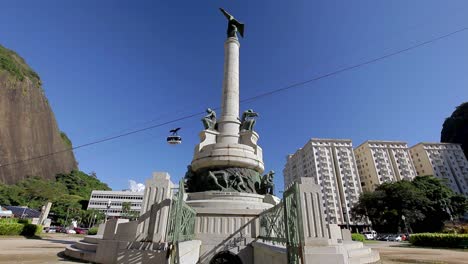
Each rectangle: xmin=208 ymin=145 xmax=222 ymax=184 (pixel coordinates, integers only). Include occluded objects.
xmin=441 ymin=102 xmax=468 ymax=159
xmin=352 ymin=176 xmax=467 ymax=233
xmin=0 ymin=170 xmax=110 ymax=226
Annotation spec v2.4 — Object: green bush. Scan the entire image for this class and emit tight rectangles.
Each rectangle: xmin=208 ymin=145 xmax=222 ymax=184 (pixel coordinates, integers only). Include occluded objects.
xmin=0 ymin=223 xmax=24 ymax=235
xmin=0 ymin=218 xmax=17 ymax=224
xmin=17 ymin=219 xmax=31 ymax=224
xmin=352 ymin=233 xmax=365 ymax=242
xmin=409 ymin=233 xmax=468 ymax=248
xmin=88 ymin=227 xmax=98 ymax=235
xmin=20 ymin=224 xmax=42 ymax=237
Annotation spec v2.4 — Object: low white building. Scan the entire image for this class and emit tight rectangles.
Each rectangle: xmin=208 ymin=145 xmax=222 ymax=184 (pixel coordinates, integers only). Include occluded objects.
xmin=87 ymin=190 xmax=144 ymax=217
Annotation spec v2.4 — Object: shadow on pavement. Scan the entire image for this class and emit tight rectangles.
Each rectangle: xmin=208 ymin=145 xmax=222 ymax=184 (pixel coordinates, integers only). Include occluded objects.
xmin=57 ymin=251 xmax=89 ymax=263
xmin=40 ymin=238 xmax=79 ymax=245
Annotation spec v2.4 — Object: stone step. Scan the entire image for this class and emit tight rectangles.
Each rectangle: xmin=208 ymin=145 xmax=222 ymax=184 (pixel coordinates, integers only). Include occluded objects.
xmin=83 ymin=235 xmax=102 ymax=244
xmin=347 ymin=247 xmax=371 ymax=258
xmin=74 ymin=241 xmax=98 ymax=252
xmin=342 ymin=241 xmax=364 ymax=250
xmin=349 ymin=249 xmax=380 ymax=264
xmin=64 ymin=245 xmax=96 ymax=263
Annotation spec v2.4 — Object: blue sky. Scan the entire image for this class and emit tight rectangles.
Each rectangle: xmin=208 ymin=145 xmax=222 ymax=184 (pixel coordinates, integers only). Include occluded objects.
xmin=1 ymin=1 xmax=467 ymax=193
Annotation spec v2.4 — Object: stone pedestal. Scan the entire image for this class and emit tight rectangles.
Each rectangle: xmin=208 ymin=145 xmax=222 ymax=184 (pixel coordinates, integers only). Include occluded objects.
xmin=298 ymin=177 xmax=330 ymax=246
xmin=137 ymin=172 xmax=174 ymax=241
xmin=186 ymin=192 xmax=273 ymax=264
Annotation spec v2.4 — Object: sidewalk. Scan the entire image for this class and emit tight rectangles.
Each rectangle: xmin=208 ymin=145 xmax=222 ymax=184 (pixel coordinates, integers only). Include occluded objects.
xmin=0 ymin=234 xmax=83 ymax=263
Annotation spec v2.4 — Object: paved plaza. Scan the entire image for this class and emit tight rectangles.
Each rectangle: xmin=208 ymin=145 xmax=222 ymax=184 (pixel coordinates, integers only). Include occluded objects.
xmin=0 ymin=237 xmax=467 ymax=264
xmin=367 ymin=241 xmax=468 ymax=264
xmin=0 ymin=234 xmax=82 ymax=263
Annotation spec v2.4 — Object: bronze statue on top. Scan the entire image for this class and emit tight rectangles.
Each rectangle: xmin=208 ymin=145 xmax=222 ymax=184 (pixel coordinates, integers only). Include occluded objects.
xmin=220 ymin=8 xmax=245 ymax=39
xmin=202 ymin=108 xmax=217 ymax=130
xmin=240 ymin=109 xmax=259 ymax=131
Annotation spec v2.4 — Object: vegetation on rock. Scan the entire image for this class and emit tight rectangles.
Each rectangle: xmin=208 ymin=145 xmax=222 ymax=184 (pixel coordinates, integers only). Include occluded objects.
xmin=0 ymin=44 xmax=41 ymax=87
xmin=60 ymin=131 xmax=73 ymax=149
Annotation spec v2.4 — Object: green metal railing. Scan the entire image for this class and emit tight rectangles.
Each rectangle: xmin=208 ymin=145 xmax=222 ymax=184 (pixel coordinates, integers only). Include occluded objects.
xmin=284 ymin=183 xmax=305 ymax=264
xmin=167 ymin=181 xmax=196 ymax=264
xmin=258 ymin=182 xmax=305 ymax=264
xmin=259 ymin=201 xmax=286 ymax=244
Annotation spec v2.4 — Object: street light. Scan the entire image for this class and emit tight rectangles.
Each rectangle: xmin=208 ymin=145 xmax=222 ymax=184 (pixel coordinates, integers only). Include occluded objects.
xmin=401 ymin=215 xmax=408 ymax=234
xmin=342 ymin=203 xmax=350 ymax=230
xmin=105 ymin=200 xmax=111 ymax=223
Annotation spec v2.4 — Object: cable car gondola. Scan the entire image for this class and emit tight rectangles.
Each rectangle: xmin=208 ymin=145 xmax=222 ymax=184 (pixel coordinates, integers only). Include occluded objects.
xmin=167 ymin=128 xmax=182 ymax=145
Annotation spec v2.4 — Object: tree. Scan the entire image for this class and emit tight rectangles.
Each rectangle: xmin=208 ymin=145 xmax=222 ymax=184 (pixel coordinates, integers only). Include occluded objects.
xmin=352 ymin=180 xmax=427 ymax=233
xmin=411 ymin=176 xmax=453 ymax=232
xmin=441 ymin=102 xmax=468 ymax=159
xmin=121 ymin=202 xmax=139 ymax=220
xmin=0 ymin=171 xmax=111 ymax=226
xmin=352 ymin=176 xmax=467 ymax=233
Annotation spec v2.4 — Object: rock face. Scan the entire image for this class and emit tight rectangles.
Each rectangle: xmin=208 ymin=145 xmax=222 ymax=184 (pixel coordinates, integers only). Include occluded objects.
xmin=0 ymin=44 xmax=77 ymax=184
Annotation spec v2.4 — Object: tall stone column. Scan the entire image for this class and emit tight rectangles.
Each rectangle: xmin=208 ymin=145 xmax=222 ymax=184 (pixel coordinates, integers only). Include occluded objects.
xmin=217 ymin=37 xmax=241 ymax=144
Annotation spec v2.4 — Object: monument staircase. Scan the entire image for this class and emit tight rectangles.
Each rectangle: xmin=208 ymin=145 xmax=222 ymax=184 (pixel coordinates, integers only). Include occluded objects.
xmin=64 ymin=234 xmax=100 ymax=262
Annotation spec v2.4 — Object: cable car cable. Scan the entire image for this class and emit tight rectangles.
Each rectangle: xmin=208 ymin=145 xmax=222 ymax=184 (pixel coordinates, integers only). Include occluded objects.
xmin=0 ymin=26 xmax=466 ymax=170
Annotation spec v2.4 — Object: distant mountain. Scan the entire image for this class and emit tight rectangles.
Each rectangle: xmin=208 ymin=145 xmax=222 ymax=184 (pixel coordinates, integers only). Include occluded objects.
xmin=0 ymin=44 xmax=77 ymax=184
xmin=441 ymin=102 xmax=468 ymax=159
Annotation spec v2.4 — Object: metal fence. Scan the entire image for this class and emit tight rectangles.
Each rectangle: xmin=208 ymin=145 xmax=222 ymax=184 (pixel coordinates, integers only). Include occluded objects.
xmin=258 ymin=182 xmax=305 ymax=264
xmin=167 ymin=181 xmax=196 ymax=264
xmin=259 ymin=201 xmax=286 ymax=244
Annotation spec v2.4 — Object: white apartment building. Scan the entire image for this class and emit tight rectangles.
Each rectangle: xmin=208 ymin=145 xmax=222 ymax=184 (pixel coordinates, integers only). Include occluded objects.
xmin=87 ymin=190 xmax=144 ymax=217
xmin=354 ymin=141 xmax=417 ymax=192
xmin=410 ymin=143 xmax=468 ymax=195
xmin=283 ymin=138 xmax=364 ymax=227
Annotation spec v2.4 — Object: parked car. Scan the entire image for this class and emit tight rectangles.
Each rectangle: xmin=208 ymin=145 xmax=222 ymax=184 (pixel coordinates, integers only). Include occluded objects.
xmin=74 ymin=228 xmax=87 ymax=235
xmin=55 ymin=226 xmax=67 ymax=233
xmin=44 ymin=227 xmax=57 ymax=233
xmin=66 ymin=229 xmax=76 ymax=234
xmin=388 ymin=234 xmax=405 ymax=242
xmin=362 ymin=230 xmax=377 ymax=240
xmin=378 ymin=234 xmax=391 ymax=241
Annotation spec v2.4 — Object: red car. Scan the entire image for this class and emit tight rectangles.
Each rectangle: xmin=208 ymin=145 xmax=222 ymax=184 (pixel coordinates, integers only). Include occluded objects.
xmin=74 ymin=228 xmax=88 ymax=235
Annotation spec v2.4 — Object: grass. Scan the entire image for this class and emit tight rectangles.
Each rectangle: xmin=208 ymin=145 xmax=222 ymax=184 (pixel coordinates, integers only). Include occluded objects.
xmin=363 ymin=239 xmax=380 ymax=244
xmin=0 ymin=44 xmax=41 ymax=87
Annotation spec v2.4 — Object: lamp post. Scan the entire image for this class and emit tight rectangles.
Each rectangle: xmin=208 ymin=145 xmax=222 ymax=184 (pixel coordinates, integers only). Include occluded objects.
xmin=343 ymin=203 xmax=350 ymax=230
xmin=105 ymin=200 xmax=111 ymax=223
xmin=402 ymin=215 xmax=408 ymax=234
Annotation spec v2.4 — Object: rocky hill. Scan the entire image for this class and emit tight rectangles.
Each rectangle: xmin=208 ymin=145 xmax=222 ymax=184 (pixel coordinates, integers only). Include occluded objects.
xmin=0 ymin=44 xmax=77 ymax=184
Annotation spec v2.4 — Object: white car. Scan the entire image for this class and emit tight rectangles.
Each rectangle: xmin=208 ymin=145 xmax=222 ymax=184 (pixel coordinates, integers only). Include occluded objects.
xmin=388 ymin=234 xmax=403 ymax=242
xmin=362 ymin=230 xmax=377 ymax=240
xmin=66 ymin=229 xmax=76 ymax=234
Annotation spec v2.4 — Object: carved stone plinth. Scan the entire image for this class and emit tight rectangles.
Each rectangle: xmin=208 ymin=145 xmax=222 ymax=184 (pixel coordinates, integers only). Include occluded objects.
xmin=186 ymin=191 xmax=275 ymax=264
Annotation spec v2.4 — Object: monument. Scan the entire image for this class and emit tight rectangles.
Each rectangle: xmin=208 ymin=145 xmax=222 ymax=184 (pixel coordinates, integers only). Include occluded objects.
xmin=184 ymin=9 xmax=276 ymax=263
xmin=187 ymin=8 xmax=266 ymax=196
xmin=64 ymin=8 xmax=379 ymax=264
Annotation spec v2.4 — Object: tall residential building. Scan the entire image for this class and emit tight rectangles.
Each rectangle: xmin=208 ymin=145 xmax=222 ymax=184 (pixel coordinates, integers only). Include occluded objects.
xmin=87 ymin=190 xmax=144 ymax=217
xmin=410 ymin=143 xmax=468 ymax=195
xmin=283 ymin=138 xmax=364 ymax=227
xmin=354 ymin=141 xmax=417 ymax=192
